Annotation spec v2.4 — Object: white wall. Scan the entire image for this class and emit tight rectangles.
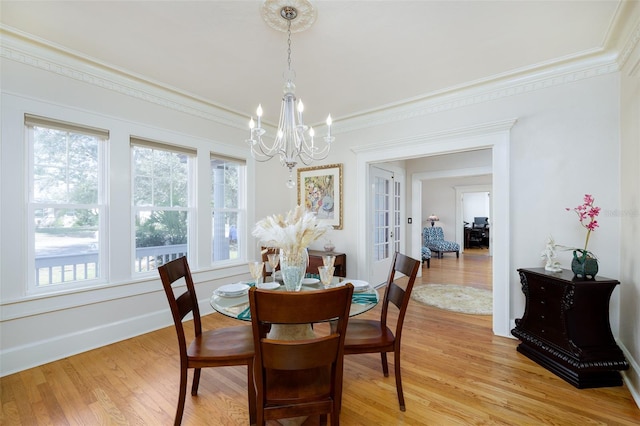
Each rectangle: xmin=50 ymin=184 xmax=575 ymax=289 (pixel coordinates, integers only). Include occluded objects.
xmin=408 ymin=149 xmax=493 ymax=236
xmin=463 ymin=192 xmax=490 ymax=226
xmin=618 ymin=16 xmax=640 ymax=405
xmin=419 ymin=177 xmax=492 ymax=237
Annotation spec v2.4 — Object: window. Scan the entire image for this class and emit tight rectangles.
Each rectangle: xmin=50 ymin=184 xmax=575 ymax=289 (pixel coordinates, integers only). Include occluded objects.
xmin=26 ymin=114 xmax=108 ymax=289
xmin=131 ymin=138 xmax=194 ymax=273
xmin=211 ymin=155 xmax=246 ymax=263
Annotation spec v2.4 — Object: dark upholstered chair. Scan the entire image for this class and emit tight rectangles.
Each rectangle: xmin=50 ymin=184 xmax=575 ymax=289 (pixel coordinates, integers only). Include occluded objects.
xmin=423 ymin=226 xmax=460 ymax=258
xmin=248 ymin=284 xmax=354 ymax=426
xmin=343 ymin=252 xmax=421 ymax=411
xmin=158 ymin=257 xmax=255 ymax=425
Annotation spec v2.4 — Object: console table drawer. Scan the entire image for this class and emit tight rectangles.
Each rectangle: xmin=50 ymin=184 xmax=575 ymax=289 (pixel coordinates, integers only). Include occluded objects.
xmin=307 ymin=250 xmax=346 ymax=277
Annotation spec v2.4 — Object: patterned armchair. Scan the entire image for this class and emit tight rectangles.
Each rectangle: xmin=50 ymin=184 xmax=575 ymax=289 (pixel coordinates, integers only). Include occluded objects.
xmin=421 ymin=246 xmax=431 ymax=268
xmin=423 ymin=227 xmax=460 ymax=259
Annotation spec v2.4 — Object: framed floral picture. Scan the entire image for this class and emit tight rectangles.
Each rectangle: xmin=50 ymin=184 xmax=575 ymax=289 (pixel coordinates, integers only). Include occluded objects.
xmin=297 ymin=163 xmax=343 ymax=230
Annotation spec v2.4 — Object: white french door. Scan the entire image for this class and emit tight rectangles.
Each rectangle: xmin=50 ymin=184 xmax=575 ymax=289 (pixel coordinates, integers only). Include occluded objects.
xmin=369 ymin=166 xmax=402 ymax=286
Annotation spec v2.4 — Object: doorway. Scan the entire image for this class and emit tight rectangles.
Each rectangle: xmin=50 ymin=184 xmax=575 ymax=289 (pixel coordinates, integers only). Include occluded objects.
xmin=456 ymin=185 xmax=492 ymax=256
xmin=353 ymin=119 xmax=515 ymax=337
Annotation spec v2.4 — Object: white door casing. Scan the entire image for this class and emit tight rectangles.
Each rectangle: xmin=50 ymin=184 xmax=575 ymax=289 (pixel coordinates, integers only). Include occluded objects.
xmin=353 ymin=118 xmax=516 ymax=337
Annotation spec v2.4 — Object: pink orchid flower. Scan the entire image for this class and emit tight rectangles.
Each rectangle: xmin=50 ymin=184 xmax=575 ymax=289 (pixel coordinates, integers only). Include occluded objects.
xmin=566 ymin=194 xmax=600 ymax=254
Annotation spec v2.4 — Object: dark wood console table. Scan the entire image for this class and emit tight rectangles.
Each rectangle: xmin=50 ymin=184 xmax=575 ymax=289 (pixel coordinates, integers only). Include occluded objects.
xmin=307 ymin=250 xmax=346 ymax=277
xmin=511 ymin=268 xmax=628 ymax=388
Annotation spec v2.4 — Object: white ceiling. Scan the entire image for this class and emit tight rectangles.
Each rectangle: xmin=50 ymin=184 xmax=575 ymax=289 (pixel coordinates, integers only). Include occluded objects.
xmin=0 ymin=1 xmax=629 ymax=126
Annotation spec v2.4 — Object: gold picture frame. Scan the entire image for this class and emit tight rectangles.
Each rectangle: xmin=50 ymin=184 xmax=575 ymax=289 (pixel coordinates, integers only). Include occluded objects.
xmin=297 ymin=163 xmax=343 ymax=230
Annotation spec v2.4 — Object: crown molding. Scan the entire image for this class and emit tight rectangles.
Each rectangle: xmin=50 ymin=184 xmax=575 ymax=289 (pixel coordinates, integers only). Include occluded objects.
xmin=618 ymin=17 xmax=640 ymax=74
xmin=0 ymin=25 xmax=249 ymax=131
xmin=336 ymin=54 xmax=619 ymax=135
xmin=0 ymin=24 xmax=626 ymax=137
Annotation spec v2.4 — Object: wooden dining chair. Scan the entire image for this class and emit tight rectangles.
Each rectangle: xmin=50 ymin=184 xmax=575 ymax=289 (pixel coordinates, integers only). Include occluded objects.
xmin=248 ymin=284 xmax=354 ymax=426
xmin=158 ymin=256 xmax=255 ymax=425
xmin=343 ymin=251 xmax=420 ymax=411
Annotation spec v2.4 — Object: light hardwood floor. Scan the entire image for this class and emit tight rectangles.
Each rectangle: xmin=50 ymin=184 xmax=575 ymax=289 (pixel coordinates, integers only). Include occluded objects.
xmin=2 ymin=249 xmax=639 ymax=425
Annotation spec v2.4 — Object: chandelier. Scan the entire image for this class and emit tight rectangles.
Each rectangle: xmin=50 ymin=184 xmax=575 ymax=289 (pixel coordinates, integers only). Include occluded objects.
xmin=247 ymin=0 xmax=334 ymax=188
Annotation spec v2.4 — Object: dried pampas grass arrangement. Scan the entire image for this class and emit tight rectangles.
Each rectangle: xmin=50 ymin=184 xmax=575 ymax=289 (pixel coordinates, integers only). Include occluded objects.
xmin=252 ymin=205 xmax=332 ymax=253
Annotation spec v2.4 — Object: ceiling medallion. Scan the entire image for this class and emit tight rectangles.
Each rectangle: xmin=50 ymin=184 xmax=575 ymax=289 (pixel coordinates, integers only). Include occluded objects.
xmin=261 ymin=0 xmax=317 ymax=33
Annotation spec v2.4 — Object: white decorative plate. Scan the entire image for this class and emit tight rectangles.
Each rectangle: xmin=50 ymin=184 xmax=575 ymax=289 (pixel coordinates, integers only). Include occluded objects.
xmin=343 ymin=279 xmax=369 ymax=292
xmin=215 ymin=283 xmax=250 ymax=297
xmin=301 ymin=277 xmax=320 ymax=285
xmin=257 ymin=282 xmax=280 ymax=290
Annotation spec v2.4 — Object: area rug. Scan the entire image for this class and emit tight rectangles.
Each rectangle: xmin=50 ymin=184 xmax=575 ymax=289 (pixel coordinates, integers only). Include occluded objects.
xmin=411 ymin=284 xmax=492 ymax=315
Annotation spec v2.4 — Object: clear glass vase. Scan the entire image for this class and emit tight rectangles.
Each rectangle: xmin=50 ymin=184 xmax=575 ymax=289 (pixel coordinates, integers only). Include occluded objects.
xmin=279 ymin=248 xmax=308 ymax=292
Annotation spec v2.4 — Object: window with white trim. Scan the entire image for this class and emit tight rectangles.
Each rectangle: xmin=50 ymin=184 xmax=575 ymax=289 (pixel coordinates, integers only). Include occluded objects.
xmin=131 ymin=138 xmax=194 ymax=274
xmin=26 ymin=114 xmax=108 ymax=290
xmin=211 ymin=155 xmax=246 ymax=263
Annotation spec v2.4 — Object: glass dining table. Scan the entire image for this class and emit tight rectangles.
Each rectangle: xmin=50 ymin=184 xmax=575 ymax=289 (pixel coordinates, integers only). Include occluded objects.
xmin=210 ymin=277 xmax=379 ymax=323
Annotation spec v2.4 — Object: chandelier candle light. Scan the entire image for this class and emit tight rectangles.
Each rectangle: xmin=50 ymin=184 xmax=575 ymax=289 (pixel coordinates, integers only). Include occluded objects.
xmin=247 ymin=0 xmax=334 ymax=188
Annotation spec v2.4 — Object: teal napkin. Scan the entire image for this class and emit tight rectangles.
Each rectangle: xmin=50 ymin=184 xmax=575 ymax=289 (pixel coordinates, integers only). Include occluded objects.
xmin=352 ymin=294 xmax=378 ymax=304
xmin=238 ymin=306 xmax=252 ymax=320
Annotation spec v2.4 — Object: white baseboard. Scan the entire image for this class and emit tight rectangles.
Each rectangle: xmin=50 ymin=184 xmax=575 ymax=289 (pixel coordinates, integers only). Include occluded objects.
xmin=619 ymin=341 xmax=640 ymax=410
xmin=0 ymin=299 xmax=216 ymax=377
xmin=0 ymin=308 xmax=171 ymax=377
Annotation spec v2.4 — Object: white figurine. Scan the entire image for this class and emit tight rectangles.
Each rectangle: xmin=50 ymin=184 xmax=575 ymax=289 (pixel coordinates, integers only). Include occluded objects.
xmin=541 ymin=236 xmax=562 ymax=272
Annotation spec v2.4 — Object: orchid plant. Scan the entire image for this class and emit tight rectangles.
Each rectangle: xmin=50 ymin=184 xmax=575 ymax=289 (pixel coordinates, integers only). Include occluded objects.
xmin=252 ymin=205 xmax=332 ymax=254
xmin=565 ymin=194 xmax=600 ymax=257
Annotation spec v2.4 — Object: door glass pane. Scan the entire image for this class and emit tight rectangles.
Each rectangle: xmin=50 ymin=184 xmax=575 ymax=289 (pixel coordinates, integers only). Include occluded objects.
xmin=394 ymin=180 xmax=401 ymax=253
xmin=373 ymin=176 xmax=390 ymax=261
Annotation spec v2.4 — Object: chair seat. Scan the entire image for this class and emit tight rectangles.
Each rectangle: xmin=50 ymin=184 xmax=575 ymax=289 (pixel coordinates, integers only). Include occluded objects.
xmin=426 ymin=241 xmax=460 ymax=252
xmin=344 ymin=319 xmax=395 ymax=353
xmin=187 ymin=325 xmax=254 ymax=362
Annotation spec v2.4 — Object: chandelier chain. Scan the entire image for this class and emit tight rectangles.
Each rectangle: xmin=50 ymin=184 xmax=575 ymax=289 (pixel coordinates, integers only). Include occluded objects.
xmin=287 ymin=19 xmax=292 ymax=73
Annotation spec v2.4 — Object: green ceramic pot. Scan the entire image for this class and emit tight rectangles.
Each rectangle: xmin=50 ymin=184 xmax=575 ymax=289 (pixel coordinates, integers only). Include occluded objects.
xmin=571 ymin=250 xmax=598 ymax=280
